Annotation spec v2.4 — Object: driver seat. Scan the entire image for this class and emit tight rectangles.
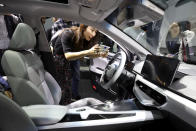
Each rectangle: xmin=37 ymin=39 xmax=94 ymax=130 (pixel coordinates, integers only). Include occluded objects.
xmin=1 ymin=23 xmax=103 ymax=106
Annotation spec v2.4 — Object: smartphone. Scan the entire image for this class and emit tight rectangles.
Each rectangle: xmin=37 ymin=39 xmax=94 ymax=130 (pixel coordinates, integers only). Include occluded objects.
xmin=100 ymin=44 xmax=110 ymax=53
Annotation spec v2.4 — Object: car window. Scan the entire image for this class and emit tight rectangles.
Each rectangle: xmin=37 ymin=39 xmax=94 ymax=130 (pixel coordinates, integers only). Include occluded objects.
xmin=123 ymin=19 xmax=162 ymax=54
xmin=41 ymin=17 xmax=118 ymax=54
xmin=106 ymin=1 xmax=164 ymax=55
xmin=106 ymin=1 xmax=196 ymax=65
xmin=163 ymin=21 xmax=196 ymax=65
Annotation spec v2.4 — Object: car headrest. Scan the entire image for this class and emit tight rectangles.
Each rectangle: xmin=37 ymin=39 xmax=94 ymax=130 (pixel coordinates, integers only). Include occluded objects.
xmin=9 ymin=23 xmax=36 ymax=50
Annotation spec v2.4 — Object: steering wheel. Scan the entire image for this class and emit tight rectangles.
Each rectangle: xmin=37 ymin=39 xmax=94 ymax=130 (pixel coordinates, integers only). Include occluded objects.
xmin=100 ymin=51 xmax=126 ymax=90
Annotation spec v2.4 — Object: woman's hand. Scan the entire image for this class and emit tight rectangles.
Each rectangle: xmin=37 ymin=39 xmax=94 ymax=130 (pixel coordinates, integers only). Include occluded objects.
xmin=87 ymin=44 xmax=101 ymax=56
xmin=87 ymin=44 xmax=109 ymax=58
xmin=100 ymin=50 xmax=108 ymax=58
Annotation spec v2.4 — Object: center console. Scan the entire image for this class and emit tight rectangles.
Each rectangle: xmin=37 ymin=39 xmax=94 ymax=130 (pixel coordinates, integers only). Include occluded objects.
xmin=23 ymin=99 xmax=164 ymax=131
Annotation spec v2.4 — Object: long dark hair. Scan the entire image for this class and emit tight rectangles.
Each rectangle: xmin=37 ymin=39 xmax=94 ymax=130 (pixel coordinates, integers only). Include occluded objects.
xmin=72 ymin=24 xmax=88 ymax=44
xmin=60 ymin=24 xmax=88 ymax=51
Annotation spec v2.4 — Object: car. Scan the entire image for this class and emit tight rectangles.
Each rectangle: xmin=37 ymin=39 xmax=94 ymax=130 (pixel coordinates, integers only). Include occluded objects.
xmin=0 ymin=0 xmax=196 ymax=131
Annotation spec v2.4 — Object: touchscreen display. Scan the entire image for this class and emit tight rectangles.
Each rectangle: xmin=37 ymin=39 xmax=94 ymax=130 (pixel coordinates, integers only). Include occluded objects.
xmin=141 ymin=55 xmax=180 ymax=88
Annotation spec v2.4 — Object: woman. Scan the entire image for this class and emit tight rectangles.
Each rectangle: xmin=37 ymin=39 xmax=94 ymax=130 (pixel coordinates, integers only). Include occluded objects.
xmin=166 ymin=22 xmax=181 ymax=55
xmin=52 ymin=24 xmax=107 ymax=104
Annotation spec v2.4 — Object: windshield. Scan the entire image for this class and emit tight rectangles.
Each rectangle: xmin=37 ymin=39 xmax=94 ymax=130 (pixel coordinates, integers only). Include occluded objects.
xmin=123 ymin=19 xmax=162 ymax=54
xmin=106 ymin=1 xmax=163 ymax=54
xmin=106 ymin=0 xmax=196 ymax=65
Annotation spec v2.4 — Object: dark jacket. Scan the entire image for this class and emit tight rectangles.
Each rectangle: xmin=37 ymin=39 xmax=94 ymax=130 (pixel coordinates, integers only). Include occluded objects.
xmin=4 ymin=15 xmax=19 ymax=39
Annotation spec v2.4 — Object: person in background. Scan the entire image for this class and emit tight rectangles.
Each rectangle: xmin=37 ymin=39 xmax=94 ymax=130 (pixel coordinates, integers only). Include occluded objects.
xmin=0 ymin=14 xmax=20 ymax=75
xmin=52 ymin=17 xmax=58 ymax=23
xmin=166 ymin=21 xmax=193 ymax=60
xmin=178 ymin=29 xmax=195 ymax=61
xmin=177 ymin=21 xmax=196 ymax=62
xmin=51 ymin=18 xmax=79 ymax=37
xmin=166 ymin=22 xmax=181 ymax=55
xmin=50 ymin=19 xmax=79 ymax=48
xmin=52 ymin=24 xmax=107 ymax=104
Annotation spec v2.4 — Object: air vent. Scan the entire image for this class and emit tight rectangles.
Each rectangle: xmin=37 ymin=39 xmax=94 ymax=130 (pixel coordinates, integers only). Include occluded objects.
xmin=44 ymin=0 xmax=68 ymax=5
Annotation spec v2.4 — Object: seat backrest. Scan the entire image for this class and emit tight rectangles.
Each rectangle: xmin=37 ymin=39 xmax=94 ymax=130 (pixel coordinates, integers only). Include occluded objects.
xmin=1 ymin=23 xmax=61 ymax=106
xmin=0 ymin=93 xmax=37 ymax=131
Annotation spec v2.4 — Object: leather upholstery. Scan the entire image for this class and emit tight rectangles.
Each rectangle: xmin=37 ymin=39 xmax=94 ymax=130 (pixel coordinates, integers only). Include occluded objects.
xmin=0 ymin=93 xmax=37 ymax=131
xmin=1 ymin=23 xmax=102 ymax=110
xmin=1 ymin=23 xmax=61 ymax=106
xmin=9 ymin=23 xmax=36 ymax=50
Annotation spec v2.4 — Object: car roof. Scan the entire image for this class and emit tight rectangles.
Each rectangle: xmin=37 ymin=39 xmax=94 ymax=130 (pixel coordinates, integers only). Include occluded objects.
xmin=0 ymin=0 xmax=151 ymax=56
xmin=0 ymin=0 xmax=120 ymax=23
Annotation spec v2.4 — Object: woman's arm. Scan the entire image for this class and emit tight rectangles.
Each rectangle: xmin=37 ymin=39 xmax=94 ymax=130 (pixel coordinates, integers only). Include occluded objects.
xmin=65 ymin=50 xmax=90 ymax=61
xmin=65 ymin=44 xmax=101 ymax=61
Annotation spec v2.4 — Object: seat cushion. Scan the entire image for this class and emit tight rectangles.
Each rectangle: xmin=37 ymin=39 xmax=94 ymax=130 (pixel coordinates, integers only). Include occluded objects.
xmin=23 ymin=105 xmax=68 ymax=126
xmin=0 ymin=93 xmax=37 ymax=131
xmin=1 ymin=50 xmax=61 ymax=106
xmin=9 ymin=23 xmax=36 ymax=50
xmin=1 ymin=23 xmax=61 ymax=106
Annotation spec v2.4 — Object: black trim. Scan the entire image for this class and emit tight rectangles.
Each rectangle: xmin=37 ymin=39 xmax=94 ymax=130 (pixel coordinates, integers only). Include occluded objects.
xmin=43 ymin=0 xmax=68 ymax=5
xmin=96 ymin=67 xmax=104 ymax=71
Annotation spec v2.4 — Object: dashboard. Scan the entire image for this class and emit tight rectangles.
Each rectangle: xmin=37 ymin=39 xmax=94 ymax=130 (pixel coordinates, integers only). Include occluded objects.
xmin=90 ymin=51 xmax=196 ymax=129
xmin=132 ymin=60 xmax=196 ymax=129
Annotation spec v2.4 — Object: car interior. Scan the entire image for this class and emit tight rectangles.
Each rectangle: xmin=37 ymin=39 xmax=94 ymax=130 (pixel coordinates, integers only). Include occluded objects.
xmin=0 ymin=0 xmax=196 ymax=131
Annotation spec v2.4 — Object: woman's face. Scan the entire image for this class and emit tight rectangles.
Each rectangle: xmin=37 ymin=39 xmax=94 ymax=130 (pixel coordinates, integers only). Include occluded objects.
xmin=169 ymin=23 xmax=180 ymax=38
xmin=83 ymin=26 xmax=97 ymax=41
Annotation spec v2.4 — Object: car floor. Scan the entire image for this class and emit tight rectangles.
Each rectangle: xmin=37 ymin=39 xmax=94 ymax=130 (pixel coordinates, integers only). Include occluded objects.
xmin=79 ymin=66 xmax=107 ymax=102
